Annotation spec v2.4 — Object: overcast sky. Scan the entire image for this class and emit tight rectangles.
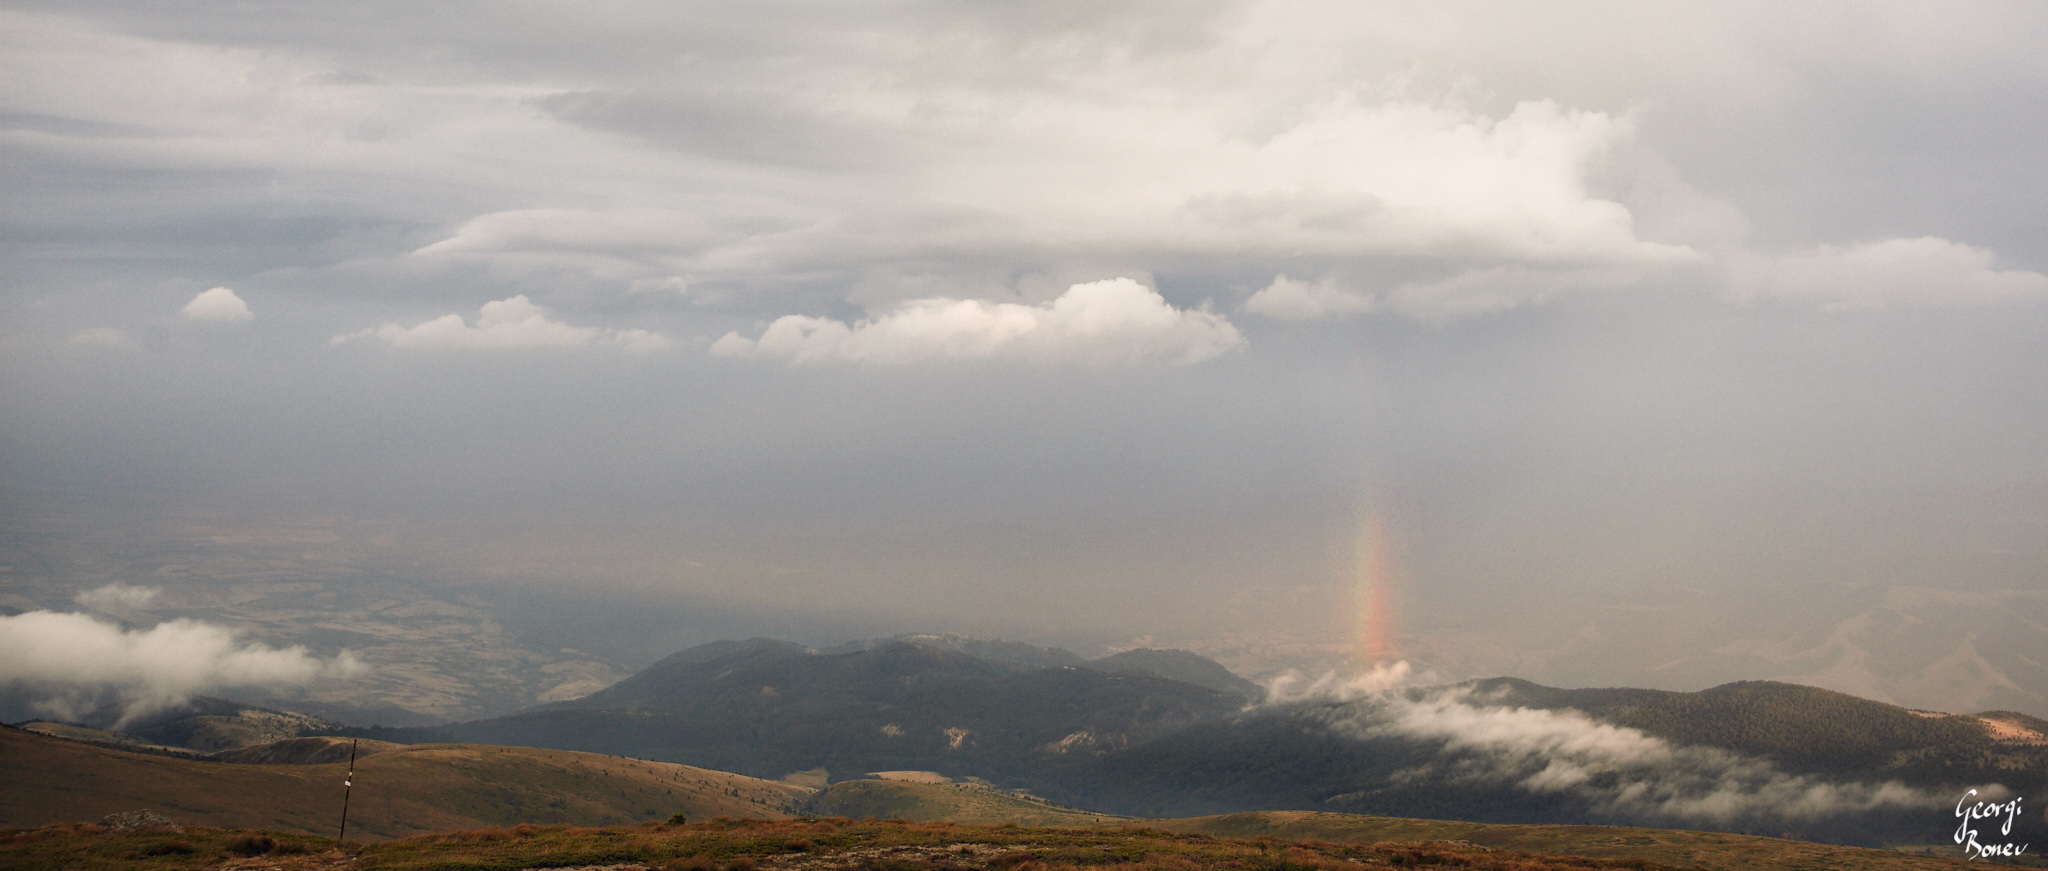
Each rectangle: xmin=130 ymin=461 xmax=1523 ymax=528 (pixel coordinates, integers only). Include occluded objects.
xmin=4 ymin=2 xmax=2046 ymax=712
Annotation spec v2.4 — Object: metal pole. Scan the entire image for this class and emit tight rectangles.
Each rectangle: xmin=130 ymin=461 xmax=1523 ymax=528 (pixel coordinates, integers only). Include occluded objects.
xmin=338 ymin=739 xmax=358 ymax=847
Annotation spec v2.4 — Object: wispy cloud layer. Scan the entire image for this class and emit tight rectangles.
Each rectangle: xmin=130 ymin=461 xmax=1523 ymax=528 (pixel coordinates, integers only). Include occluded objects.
xmin=336 ymin=295 xmax=671 ymax=353
xmin=1737 ymin=237 xmax=2048 ymax=310
xmin=712 ymin=279 xmax=1243 ymax=365
xmin=65 ymin=327 xmax=138 ymax=350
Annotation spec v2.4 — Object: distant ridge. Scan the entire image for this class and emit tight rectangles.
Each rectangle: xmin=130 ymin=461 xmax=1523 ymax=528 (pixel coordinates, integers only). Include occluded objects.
xmin=820 ymin=633 xmax=1089 ymax=669
xmin=1086 ymin=648 xmax=1263 ymax=700
xmin=351 ymin=635 xmax=1252 ymax=789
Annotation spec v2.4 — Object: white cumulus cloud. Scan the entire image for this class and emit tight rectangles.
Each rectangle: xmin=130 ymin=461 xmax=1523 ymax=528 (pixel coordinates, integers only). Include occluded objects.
xmin=1164 ymin=99 xmax=1695 ymax=265
xmin=336 ymin=295 xmax=671 ymax=353
xmin=181 ymin=286 xmax=253 ymax=322
xmin=1737 ymin=237 xmax=2048 ymax=310
xmin=0 ymin=609 xmax=364 ymax=726
xmin=711 ymin=278 xmax=1244 ymax=365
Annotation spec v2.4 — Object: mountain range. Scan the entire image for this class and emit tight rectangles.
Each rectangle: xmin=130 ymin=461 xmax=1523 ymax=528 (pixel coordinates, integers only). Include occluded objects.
xmin=311 ymin=633 xmax=2047 ymax=849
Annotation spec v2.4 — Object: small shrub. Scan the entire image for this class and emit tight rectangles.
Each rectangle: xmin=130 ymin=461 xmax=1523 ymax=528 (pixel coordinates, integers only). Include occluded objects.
xmin=664 ymin=855 xmax=718 ymax=871
xmin=724 ymin=856 xmax=757 ymax=871
xmin=142 ymin=840 xmax=197 ymax=856
xmin=670 ymin=812 xmax=690 ymax=825
xmin=227 ymin=833 xmax=277 ymax=856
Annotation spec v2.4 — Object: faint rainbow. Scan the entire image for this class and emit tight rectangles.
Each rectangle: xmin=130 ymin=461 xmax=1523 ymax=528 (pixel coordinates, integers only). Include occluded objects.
xmin=1356 ymin=510 xmax=1401 ymax=666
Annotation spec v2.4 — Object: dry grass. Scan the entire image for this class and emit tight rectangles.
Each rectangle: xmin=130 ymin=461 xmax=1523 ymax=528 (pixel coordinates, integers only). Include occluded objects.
xmin=1155 ymin=811 xmax=1986 ymax=871
xmin=4 ymin=818 xmax=1717 ymax=871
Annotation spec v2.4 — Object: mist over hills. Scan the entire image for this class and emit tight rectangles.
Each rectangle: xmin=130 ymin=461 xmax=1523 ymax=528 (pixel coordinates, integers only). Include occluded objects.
xmin=1078 ymin=677 xmax=2048 ymax=845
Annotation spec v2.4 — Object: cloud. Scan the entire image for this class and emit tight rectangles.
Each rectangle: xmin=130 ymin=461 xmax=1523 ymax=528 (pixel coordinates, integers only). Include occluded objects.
xmin=1275 ymin=670 xmax=1936 ymax=826
xmin=1346 ymin=690 xmax=1929 ymax=824
xmin=1246 ymin=265 xmax=1649 ymax=322
xmin=1162 ymin=99 xmax=1696 ymax=265
xmin=74 ymin=583 xmax=159 ymax=611
xmin=711 ymin=278 xmax=1244 ymax=364
xmin=181 ymin=286 xmax=253 ymax=322
xmin=1243 ymin=275 xmax=1376 ymax=320
xmin=0 ymin=609 xmax=363 ymax=726
xmin=1263 ymin=661 xmax=1419 ymax=701
xmin=66 ymin=327 xmax=139 ymax=350
xmin=336 ymin=295 xmax=671 ymax=353
xmin=411 ymin=208 xmax=723 ymax=280
xmin=1738 ymin=237 xmax=2048 ymax=310
xmin=1381 ymin=266 xmax=1587 ymax=321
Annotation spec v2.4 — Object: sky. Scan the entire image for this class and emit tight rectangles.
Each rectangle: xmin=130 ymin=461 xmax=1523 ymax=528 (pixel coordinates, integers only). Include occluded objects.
xmin=3 ymin=2 xmax=2047 ymax=720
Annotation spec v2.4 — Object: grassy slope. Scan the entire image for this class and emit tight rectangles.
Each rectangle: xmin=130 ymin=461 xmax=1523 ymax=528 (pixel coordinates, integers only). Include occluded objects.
xmin=0 ymin=726 xmax=811 ymax=840
xmin=4 ymin=817 xmax=1719 ymax=871
xmin=807 ymin=779 xmax=1128 ymax=826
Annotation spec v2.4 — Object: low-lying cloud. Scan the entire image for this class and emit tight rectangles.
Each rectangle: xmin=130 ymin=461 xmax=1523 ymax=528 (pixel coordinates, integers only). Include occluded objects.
xmin=0 ymin=606 xmax=364 ymax=726
xmin=336 ymin=295 xmax=671 ymax=353
xmin=1271 ymin=666 xmax=1938 ymax=827
xmin=711 ymin=278 xmax=1244 ymax=364
xmin=74 ymin=583 xmax=159 ymax=611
